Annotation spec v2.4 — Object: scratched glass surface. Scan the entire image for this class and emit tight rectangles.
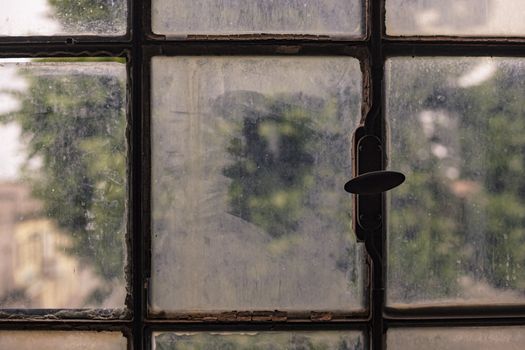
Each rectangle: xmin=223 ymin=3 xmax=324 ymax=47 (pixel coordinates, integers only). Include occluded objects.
xmin=151 ymin=57 xmax=365 ymax=312
xmin=386 ymin=57 xmax=525 ymax=307
xmin=153 ymin=331 xmax=365 ymax=350
xmin=388 ymin=327 xmax=525 ymax=350
xmin=386 ymin=0 xmax=525 ymax=36
xmin=151 ymin=0 xmax=363 ymax=38
xmin=0 ymin=331 xmax=127 ymax=350
xmin=1 ymin=0 xmax=126 ymax=36
xmin=0 ymin=59 xmax=127 ymax=310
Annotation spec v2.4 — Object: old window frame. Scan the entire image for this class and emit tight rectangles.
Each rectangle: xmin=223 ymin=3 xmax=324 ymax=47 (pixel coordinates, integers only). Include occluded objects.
xmin=0 ymin=1 xmax=524 ymax=349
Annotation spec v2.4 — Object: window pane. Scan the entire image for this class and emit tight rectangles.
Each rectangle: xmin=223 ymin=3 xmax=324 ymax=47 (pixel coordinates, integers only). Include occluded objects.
xmin=1 ymin=0 xmax=126 ymax=36
xmin=153 ymin=331 xmax=365 ymax=349
xmin=388 ymin=327 xmax=525 ymax=349
xmin=151 ymin=57 xmax=364 ymax=313
xmin=0 ymin=331 xmax=127 ymax=350
xmin=0 ymin=59 xmax=127 ymax=310
xmin=386 ymin=57 xmax=525 ymax=307
xmin=386 ymin=0 xmax=525 ymax=36
xmin=151 ymin=0 xmax=364 ymax=38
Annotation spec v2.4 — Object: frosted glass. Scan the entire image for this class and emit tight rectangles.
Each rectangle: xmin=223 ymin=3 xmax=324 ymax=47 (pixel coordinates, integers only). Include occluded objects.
xmin=386 ymin=57 xmax=525 ymax=307
xmin=388 ymin=327 xmax=525 ymax=350
xmin=153 ymin=331 xmax=364 ymax=350
xmin=1 ymin=0 xmax=126 ymax=36
xmin=152 ymin=0 xmax=363 ymax=38
xmin=387 ymin=0 xmax=525 ymax=36
xmin=0 ymin=331 xmax=127 ymax=350
xmin=151 ymin=56 xmax=365 ymax=313
xmin=0 ymin=59 xmax=127 ymax=310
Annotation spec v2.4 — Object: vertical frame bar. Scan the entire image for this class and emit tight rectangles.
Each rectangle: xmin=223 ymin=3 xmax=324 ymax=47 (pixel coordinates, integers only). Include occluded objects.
xmin=131 ymin=0 xmax=146 ymax=349
xmin=368 ymin=0 xmax=385 ymax=349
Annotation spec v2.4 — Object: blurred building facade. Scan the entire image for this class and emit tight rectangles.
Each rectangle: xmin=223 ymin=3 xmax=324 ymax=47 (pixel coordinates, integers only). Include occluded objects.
xmin=0 ymin=182 xmax=99 ymax=308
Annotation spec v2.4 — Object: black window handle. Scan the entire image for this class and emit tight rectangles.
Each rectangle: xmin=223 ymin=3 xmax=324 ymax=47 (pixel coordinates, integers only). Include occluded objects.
xmin=344 ymin=170 xmax=405 ymax=195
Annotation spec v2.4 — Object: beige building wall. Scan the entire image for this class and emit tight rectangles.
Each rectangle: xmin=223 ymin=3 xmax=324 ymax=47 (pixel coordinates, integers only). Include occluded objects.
xmin=0 ymin=182 xmax=103 ymax=308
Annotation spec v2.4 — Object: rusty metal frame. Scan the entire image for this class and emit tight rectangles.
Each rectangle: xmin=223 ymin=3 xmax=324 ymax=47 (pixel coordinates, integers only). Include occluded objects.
xmin=0 ymin=0 xmax=524 ymax=349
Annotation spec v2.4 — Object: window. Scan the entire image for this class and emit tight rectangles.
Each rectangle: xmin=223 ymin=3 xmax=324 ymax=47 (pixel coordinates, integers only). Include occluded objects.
xmin=0 ymin=1 xmax=524 ymax=349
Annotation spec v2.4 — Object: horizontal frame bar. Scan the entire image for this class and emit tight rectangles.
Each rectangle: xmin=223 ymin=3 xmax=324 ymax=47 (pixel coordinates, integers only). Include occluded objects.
xmin=0 ymin=35 xmax=130 ymax=45
xmin=385 ymin=35 xmax=525 ymax=44
xmin=0 ymin=46 xmax=130 ymax=57
xmin=384 ymin=41 xmax=525 ymax=57
xmin=142 ymin=42 xmax=368 ymax=56
xmin=385 ymin=305 xmax=525 ymax=320
xmin=2 ymin=41 xmax=524 ymax=58
xmin=386 ymin=317 xmax=525 ymax=328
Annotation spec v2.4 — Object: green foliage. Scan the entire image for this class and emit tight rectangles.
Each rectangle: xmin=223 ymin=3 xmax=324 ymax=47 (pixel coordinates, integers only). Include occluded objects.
xmin=389 ymin=59 xmax=525 ymax=301
xmin=216 ymin=90 xmax=355 ymax=239
xmin=456 ymin=67 xmax=525 ymax=290
xmin=49 ymin=0 xmax=126 ymax=33
xmin=4 ymin=62 xmax=126 ymax=282
xmin=221 ymin=93 xmax=318 ymax=238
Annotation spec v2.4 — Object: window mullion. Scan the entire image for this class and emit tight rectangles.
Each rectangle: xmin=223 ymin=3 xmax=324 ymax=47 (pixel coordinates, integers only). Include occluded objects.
xmin=358 ymin=1 xmax=387 ymax=350
xmin=132 ymin=0 xmax=145 ymax=349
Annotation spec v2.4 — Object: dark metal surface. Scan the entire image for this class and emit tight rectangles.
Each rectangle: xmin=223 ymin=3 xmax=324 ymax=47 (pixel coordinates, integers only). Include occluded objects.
xmin=141 ymin=42 xmax=368 ymax=56
xmin=345 ymin=171 xmax=405 ymax=195
xmin=385 ymin=41 xmax=525 ymax=57
xmin=385 ymin=304 xmax=525 ymax=319
xmin=367 ymin=2 xmax=386 ymax=349
xmin=131 ymin=1 xmax=145 ymax=350
xmin=354 ymin=135 xmax=384 ymax=233
xmin=0 ymin=46 xmax=129 ymax=57
xmin=386 ymin=317 xmax=525 ymax=328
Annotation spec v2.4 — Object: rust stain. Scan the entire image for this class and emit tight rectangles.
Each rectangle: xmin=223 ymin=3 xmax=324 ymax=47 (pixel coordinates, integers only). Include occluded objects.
xmin=236 ymin=311 xmax=252 ymax=322
xmin=251 ymin=311 xmax=272 ymax=322
xmin=202 ymin=316 xmax=218 ymax=322
xmin=310 ymin=311 xmax=333 ymax=321
xmin=271 ymin=311 xmax=287 ymax=322
xmin=217 ymin=311 xmax=238 ymax=322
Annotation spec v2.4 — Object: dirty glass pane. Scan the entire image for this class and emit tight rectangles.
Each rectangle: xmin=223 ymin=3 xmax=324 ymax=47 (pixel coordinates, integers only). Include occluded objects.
xmin=1 ymin=0 xmax=126 ymax=36
xmin=386 ymin=57 xmax=525 ymax=307
xmin=153 ymin=331 xmax=365 ymax=350
xmin=0 ymin=331 xmax=127 ymax=350
xmin=388 ymin=327 xmax=525 ymax=350
xmin=386 ymin=0 xmax=525 ymax=36
xmin=151 ymin=0 xmax=364 ymax=38
xmin=0 ymin=59 xmax=127 ymax=310
xmin=151 ymin=57 xmax=364 ymax=312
